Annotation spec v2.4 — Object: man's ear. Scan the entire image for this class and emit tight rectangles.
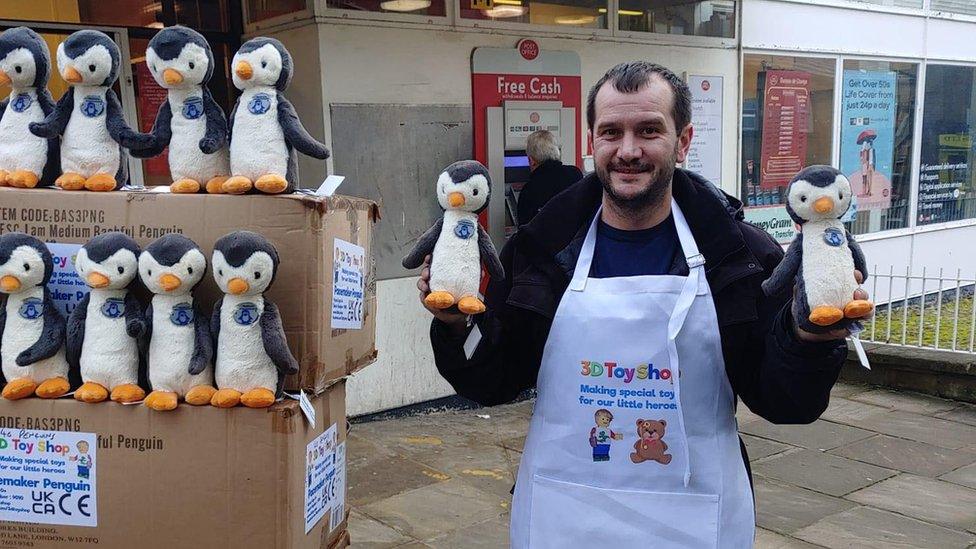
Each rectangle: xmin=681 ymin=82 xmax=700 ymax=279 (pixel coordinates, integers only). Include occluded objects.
xmin=675 ymin=124 xmax=694 ymax=164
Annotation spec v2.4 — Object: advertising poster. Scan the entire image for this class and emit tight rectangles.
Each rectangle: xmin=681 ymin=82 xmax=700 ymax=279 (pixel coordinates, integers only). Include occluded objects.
xmin=743 ymin=205 xmax=797 ymax=245
xmin=45 ymin=243 xmax=85 ymax=318
xmin=840 ymin=70 xmax=896 ymax=211
xmin=135 ymin=63 xmax=169 ymax=177
xmin=758 ymin=70 xmax=811 ymax=189
xmin=686 ymin=75 xmax=723 ymax=185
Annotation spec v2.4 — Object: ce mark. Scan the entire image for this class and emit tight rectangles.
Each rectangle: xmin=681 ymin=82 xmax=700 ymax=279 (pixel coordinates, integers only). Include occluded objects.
xmin=59 ymin=493 xmax=92 ymax=517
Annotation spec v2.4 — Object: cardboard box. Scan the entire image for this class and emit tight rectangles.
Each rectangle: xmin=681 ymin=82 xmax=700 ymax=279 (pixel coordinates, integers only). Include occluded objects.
xmin=0 ymin=187 xmax=378 ymax=393
xmin=0 ymin=382 xmax=348 ymax=548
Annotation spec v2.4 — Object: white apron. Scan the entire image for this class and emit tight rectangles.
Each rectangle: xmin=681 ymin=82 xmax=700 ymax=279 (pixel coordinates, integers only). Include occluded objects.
xmin=510 ymin=201 xmax=755 ymax=548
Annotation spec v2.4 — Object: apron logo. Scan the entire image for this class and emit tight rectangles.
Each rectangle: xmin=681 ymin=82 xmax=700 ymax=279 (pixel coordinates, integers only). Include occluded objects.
xmin=100 ymin=298 xmax=125 ymax=319
xmin=630 ymin=419 xmax=672 ymax=465
xmin=589 ymin=409 xmax=623 ymax=462
xmin=182 ymin=96 xmax=204 ymax=120
xmin=80 ymin=96 xmax=105 ymax=118
xmin=170 ymin=303 xmax=194 ymax=326
xmin=823 ymin=227 xmax=845 ymax=247
xmin=233 ymin=302 xmax=259 ymax=325
xmin=18 ymin=297 xmax=43 ymax=320
xmin=247 ymin=93 xmax=272 ymax=115
xmin=580 ymin=361 xmax=671 ymax=383
xmin=11 ymin=93 xmax=32 ymax=113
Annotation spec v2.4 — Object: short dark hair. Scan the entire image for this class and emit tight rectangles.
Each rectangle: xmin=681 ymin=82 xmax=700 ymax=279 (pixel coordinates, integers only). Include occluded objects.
xmin=586 ymin=61 xmax=692 ymax=135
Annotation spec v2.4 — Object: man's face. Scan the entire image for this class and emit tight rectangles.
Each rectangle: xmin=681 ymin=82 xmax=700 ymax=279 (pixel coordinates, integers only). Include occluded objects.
xmin=589 ymin=75 xmax=693 ymax=210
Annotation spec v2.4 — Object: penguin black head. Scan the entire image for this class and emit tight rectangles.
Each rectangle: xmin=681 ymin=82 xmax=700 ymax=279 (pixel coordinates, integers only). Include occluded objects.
xmin=437 ymin=160 xmax=491 ymax=214
xmin=0 ymin=27 xmax=51 ymax=89
xmin=232 ymin=37 xmax=292 ymax=92
xmin=57 ymin=30 xmax=120 ymax=87
xmin=212 ymin=231 xmax=280 ymax=297
xmin=139 ymin=234 xmax=207 ymax=296
xmin=785 ymin=165 xmax=853 ymax=225
xmin=75 ymin=232 xmax=141 ymax=290
xmin=0 ymin=233 xmax=53 ymax=293
xmin=146 ymin=25 xmax=214 ymax=89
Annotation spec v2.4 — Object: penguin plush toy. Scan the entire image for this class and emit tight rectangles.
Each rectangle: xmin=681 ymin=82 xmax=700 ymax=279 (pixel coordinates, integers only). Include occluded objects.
xmin=210 ymin=231 xmax=298 ymax=408
xmin=0 ymin=233 xmax=70 ymax=400
xmin=68 ymin=232 xmax=147 ymax=403
xmin=402 ymin=160 xmax=504 ymax=315
xmin=29 ymin=30 xmax=150 ymax=192
xmin=131 ymin=26 xmax=230 ymax=194
xmin=139 ymin=234 xmax=215 ymax=411
xmin=761 ymin=165 xmax=874 ymax=333
xmin=0 ymin=27 xmax=60 ymax=189
xmin=220 ymin=37 xmax=329 ymax=195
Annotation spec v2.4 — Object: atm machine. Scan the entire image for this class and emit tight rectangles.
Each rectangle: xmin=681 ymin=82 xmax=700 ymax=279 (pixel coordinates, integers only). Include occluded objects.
xmin=485 ymin=100 xmax=577 ymax=245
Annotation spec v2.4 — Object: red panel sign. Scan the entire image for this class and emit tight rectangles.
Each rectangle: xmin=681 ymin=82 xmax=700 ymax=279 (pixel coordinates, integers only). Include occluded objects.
xmin=136 ymin=63 xmax=169 ymax=178
xmin=759 ymin=70 xmax=810 ymax=189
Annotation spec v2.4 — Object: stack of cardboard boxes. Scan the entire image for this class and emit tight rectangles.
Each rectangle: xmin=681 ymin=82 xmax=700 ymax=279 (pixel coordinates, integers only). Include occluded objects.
xmin=0 ymin=188 xmax=377 ymax=548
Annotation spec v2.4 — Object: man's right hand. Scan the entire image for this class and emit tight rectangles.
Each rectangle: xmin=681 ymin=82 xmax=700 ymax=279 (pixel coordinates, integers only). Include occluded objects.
xmin=417 ymin=255 xmax=470 ymax=336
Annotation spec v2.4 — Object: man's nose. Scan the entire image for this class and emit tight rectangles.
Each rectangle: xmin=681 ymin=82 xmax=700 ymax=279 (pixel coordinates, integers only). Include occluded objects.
xmin=617 ymin=132 xmax=641 ymax=161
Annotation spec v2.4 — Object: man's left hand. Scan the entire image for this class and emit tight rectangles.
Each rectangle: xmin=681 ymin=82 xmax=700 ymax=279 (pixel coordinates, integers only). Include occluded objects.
xmin=795 ymin=270 xmax=872 ymax=343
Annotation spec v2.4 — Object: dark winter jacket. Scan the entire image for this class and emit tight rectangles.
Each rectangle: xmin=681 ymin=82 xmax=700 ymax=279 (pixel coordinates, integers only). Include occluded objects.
xmin=517 ymin=159 xmax=583 ymax=226
xmin=430 ymin=169 xmax=847 ymax=431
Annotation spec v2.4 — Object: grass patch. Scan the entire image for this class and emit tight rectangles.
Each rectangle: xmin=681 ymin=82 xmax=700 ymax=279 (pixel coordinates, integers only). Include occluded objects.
xmin=867 ymin=294 xmax=974 ymax=350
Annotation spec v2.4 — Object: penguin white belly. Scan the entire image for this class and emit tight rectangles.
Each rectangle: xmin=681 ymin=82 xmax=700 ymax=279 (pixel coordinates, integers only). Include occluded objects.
xmin=61 ymin=87 xmax=119 ymax=178
xmin=167 ymin=90 xmax=229 ymax=182
xmin=801 ymin=220 xmax=858 ymax=309
xmin=429 ymin=211 xmax=482 ymax=299
xmin=1 ymin=290 xmax=68 ymax=383
xmin=215 ymin=295 xmax=277 ymax=393
xmin=230 ymin=88 xmax=288 ymax=181
xmin=148 ymin=294 xmax=212 ymax=395
xmin=0 ymin=90 xmax=47 ymax=174
xmin=80 ymin=290 xmax=139 ymax=388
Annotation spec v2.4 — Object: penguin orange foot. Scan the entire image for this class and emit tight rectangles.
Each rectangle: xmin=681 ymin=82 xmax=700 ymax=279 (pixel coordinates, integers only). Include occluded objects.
xmin=222 ymin=176 xmax=252 ymax=195
xmin=809 ymin=306 xmax=844 ymax=326
xmin=185 ymin=385 xmax=217 ymax=406
xmin=458 ymin=296 xmax=486 ymax=314
xmin=2 ymin=378 xmax=37 ymax=400
xmin=10 ymin=170 xmax=39 ymax=189
xmin=35 ymin=377 xmax=70 ymax=399
xmin=205 ymin=176 xmax=228 ymax=194
xmin=0 ymin=170 xmax=9 ymax=186
xmin=255 ymin=174 xmax=288 ymax=194
xmin=425 ymin=291 xmax=456 ymax=310
xmin=56 ymin=172 xmax=86 ymax=190
xmin=144 ymin=390 xmax=178 ymax=411
xmin=110 ymin=384 xmax=145 ymax=404
xmin=85 ymin=173 xmax=117 ymax=192
xmin=241 ymin=388 xmax=276 ymax=408
xmin=170 ymin=178 xmax=201 ymax=194
xmin=74 ymin=382 xmax=109 ymax=403
xmin=844 ymin=300 xmax=874 ymax=318
xmin=211 ymin=388 xmax=242 ymax=408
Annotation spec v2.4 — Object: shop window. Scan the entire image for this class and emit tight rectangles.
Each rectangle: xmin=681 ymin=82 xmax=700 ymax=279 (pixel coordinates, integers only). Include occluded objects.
xmin=930 ymin=0 xmax=976 ymax=16
xmin=175 ymin=0 xmax=232 ymax=32
xmin=855 ymin=0 xmax=923 ymax=7
xmin=0 ymin=1 xmax=163 ymax=27
xmin=917 ymin=65 xmax=976 ymax=226
xmin=741 ymin=55 xmax=836 ymax=210
xmin=328 ymin=0 xmax=446 ymax=16
xmin=246 ymin=0 xmax=308 ymax=23
xmin=618 ymin=0 xmax=734 ymax=38
xmin=460 ymin=0 xmax=607 ymax=29
xmin=841 ymin=60 xmax=917 ymax=236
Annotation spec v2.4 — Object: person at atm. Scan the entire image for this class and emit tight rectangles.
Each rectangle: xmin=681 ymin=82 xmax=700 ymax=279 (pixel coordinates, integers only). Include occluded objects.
xmin=417 ymin=61 xmax=871 ymax=547
xmin=516 ymin=130 xmax=583 ymax=226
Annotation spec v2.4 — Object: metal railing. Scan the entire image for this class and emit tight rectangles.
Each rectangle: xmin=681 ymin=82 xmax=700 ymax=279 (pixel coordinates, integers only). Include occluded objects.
xmin=859 ymin=266 xmax=976 ymax=353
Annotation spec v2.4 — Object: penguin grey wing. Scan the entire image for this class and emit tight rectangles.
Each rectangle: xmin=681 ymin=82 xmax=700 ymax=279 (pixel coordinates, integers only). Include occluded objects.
xmin=140 ymin=302 xmax=152 ymax=359
xmin=761 ymin=232 xmax=803 ymax=297
xmin=66 ymin=293 xmax=89 ymax=372
xmin=402 ymin=218 xmax=443 ymax=269
xmin=129 ymin=101 xmax=172 ymax=159
xmin=37 ymin=89 xmax=61 ymax=186
xmin=189 ymin=299 xmax=213 ymax=376
xmin=846 ymin=230 xmax=869 ymax=281
xmin=211 ymin=297 xmax=222 ymax=350
xmin=477 ymin=225 xmax=505 ymax=280
xmin=16 ymin=289 xmax=66 ymax=367
xmin=123 ymin=291 xmax=146 ymax=339
xmin=277 ymin=96 xmax=330 ymax=160
xmin=105 ymin=89 xmax=154 ymax=150
xmin=199 ymin=87 xmax=228 ymax=154
xmin=260 ymin=301 xmax=299 ymax=375
xmin=227 ymin=99 xmax=238 ymax=143
xmin=29 ymin=90 xmax=73 ymax=138
xmin=0 ymin=97 xmax=8 ymax=119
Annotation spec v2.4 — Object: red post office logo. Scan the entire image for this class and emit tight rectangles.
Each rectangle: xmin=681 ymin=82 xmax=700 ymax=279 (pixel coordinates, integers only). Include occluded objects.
xmin=517 ymin=39 xmax=539 ymax=61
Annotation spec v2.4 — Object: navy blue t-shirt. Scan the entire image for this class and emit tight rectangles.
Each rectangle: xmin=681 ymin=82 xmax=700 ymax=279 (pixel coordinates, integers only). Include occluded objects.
xmin=590 ymin=214 xmax=680 ymax=278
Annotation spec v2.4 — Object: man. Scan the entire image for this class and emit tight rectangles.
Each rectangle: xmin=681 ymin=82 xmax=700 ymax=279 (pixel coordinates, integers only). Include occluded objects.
xmin=418 ymin=62 xmax=870 ymax=547
xmin=516 ymin=130 xmax=583 ymax=226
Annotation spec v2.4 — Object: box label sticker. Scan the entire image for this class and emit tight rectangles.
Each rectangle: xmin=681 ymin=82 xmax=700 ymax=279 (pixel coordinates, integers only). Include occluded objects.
xmin=45 ymin=243 xmax=85 ymax=318
xmin=331 ymin=238 xmax=365 ymax=330
xmin=329 ymin=441 xmax=346 ymax=532
xmin=0 ymin=428 xmax=97 ymax=527
xmin=304 ymin=424 xmax=338 ymax=534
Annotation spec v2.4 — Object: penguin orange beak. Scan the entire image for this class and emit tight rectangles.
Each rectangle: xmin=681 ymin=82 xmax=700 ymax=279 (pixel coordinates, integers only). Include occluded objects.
xmin=87 ymin=272 xmax=110 ymax=288
xmin=162 ymin=68 xmax=184 ymax=85
xmin=159 ymin=273 xmax=182 ymax=292
xmin=448 ymin=192 xmax=465 ymax=208
xmin=63 ymin=66 xmax=83 ymax=84
xmin=813 ymin=196 xmax=834 ymax=214
xmin=234 ymin=61 xmax=253 ymax=80
xmin=0 ymin=70 xmax=10 ymax=86
xmin=228 ymin=278 xmax=249 ymax=295
xmin=0 ymin=275 xmax=20 ymax=292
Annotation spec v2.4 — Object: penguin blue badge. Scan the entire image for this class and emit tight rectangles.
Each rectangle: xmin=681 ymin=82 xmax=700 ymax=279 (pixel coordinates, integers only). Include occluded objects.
xmin=11 ymin=93 xmax=32 ymax=113
xmin=182 ymin=96 xmax=204 ymax=120
xmin=454 ymin=219 xmax=476 ymax=240
xmin=101 ymin=297 xmax=126 ymax=318
xmin=234 ymin=302 xmax=259 ymax=325
xmin=248 ymin=93 xmax=272 ymax=115
xmin=18 ymin=297 xmax=43 ymax=320
xmin=170 ymin=302 xmax=194 ymax=326
xmin=823 ymin=228 xmax=845 ymax=247
xmin=80 ymin=95 xmax=105 ymax=118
